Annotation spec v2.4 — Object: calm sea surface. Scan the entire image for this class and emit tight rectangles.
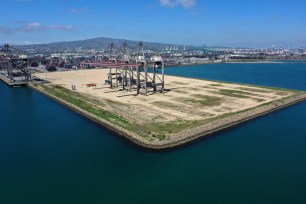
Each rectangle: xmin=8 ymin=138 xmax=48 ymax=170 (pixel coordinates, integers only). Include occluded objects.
xmin=1 ymin=63 xmax=306 ymax=204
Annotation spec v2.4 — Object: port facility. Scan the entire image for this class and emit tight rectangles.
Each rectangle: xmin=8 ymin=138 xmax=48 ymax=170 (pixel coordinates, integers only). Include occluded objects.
xmin=31 ymin=69 xmax=306 ymax=149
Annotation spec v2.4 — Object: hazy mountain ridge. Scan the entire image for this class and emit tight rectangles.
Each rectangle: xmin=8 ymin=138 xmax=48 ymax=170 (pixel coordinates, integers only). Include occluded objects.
xmin=16 ymin=37 xmax=180 ymax=52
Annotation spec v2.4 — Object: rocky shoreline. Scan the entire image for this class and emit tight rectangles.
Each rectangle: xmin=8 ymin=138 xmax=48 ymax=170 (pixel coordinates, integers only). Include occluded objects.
xmin=29 ymin=83 xmax=306 ymax=150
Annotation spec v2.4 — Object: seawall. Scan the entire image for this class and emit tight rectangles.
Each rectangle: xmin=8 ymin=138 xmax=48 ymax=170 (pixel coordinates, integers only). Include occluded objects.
xmin=28 ymin=83 xmax=306 ymax=150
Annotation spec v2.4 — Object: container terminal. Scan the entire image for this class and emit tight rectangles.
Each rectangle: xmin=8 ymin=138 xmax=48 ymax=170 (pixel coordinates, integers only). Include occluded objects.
xmin=0 ymin=42 xmax=166 ymax=95
xmin=2 ymin=42 xmax=306 ymax=149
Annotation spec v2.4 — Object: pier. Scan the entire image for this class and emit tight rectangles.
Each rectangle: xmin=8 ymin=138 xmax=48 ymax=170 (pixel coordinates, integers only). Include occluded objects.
xmin=0 ymin=44 xmax=31 ymax=87
xmin=0 ymin=72 xmax=29 ymax=87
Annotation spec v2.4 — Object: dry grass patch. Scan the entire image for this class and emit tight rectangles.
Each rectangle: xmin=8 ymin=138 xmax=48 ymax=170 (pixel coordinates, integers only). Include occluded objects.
xmin=211 ymin=89 xmax=251 ymax=98
xmin=188 ymin=87 xmax=203 ymax=92
xmin=171 ymin=89 xmax=189 ymax=94
xmin=172 ymin=81 xmax=189 ymax=85
xmin=252 ymin=98 xmax=266 ymax=102
xmin=153 ymin=101 xmax=184 ymax=110
xmin=210 ymin=83 xmax=223 ymax=87
xmin=176 ymin=95 xmax=223 ymax=107
xmin=275 ymin=91 xmax=292 ymax=96
xmin=239 ymin=87 xmax=272 ymax=93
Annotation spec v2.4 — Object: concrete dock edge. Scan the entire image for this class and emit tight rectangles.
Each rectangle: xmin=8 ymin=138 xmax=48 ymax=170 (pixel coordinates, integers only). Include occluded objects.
xmin=28 ymin=83 xmax=306 ymax=150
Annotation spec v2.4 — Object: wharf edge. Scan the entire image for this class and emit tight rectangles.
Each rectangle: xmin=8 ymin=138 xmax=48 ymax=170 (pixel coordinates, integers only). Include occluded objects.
xmin=0 ymin=74 xmax=28 ymax=87
xmin=28 ymin=83 xmax=306 ymax=150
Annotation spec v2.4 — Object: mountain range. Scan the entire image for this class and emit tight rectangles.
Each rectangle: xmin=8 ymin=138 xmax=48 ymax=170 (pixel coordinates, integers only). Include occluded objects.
xmin=16 ymin=37 xmax=187 ymax=52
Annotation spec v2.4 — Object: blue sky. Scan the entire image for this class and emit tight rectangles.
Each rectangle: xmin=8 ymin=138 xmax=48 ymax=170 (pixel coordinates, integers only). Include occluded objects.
xmin=0 ymin=0 xmax=305 ymax=47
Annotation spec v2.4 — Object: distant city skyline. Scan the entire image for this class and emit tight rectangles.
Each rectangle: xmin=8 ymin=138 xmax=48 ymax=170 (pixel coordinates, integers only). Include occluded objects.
xmin=0 ymin=0 xmax=306 ymax=47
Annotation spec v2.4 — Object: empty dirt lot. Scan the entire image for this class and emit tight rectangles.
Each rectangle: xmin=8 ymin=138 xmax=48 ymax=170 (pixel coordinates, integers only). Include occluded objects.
xmin=33 ymin=69 xmax=305 ymax=148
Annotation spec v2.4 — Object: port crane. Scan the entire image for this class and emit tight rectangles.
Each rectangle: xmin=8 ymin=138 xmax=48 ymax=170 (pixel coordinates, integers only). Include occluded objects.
xmin=80 ymin=41 xmax=165 ymax=95
xmin=0 ymin=44 xmax=31 ymax=82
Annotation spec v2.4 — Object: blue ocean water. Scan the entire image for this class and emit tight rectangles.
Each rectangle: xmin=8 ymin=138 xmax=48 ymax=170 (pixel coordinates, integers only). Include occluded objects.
xmin=165 ymin=63 xmax=306 ymax=90
xmin=0 ymin=63 xmax=306 ymax=204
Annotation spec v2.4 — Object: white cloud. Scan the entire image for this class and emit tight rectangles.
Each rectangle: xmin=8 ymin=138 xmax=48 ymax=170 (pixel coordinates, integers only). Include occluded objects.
xmin=69 ymin=7 xmax=89 ymax=14
xmin=0 ymin=22 xmax=78 ymax=34
xmin=159 ymin=0 xmax=196 ymax=8
xmin=23 ymin=22 xmax=45 ymax=32
xmin=0 ymin=40 xmax=44 ymax=45
xmin=49 ymin=25 xmax=78 ymax=31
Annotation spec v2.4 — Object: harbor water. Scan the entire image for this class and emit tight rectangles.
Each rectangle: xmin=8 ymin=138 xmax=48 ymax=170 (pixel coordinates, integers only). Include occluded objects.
xmin=1 ymin=63 xmax=306 ymax=204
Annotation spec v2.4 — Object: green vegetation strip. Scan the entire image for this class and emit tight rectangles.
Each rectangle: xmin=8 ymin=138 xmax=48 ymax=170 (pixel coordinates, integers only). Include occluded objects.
xmin=37 ymin=84 xmax=168 ymax=141
xmin=219 ymin=89 xmax=255 ymax=98
xmin=191 ymin=94 xmax=222 ymax=106
xmin=39 ymin=85 xmax=133 ymax=130
xmin=51 ymin=85 xmax=208 ymax=139
xmin=238 ymin=87 xmax=271 ymax=93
